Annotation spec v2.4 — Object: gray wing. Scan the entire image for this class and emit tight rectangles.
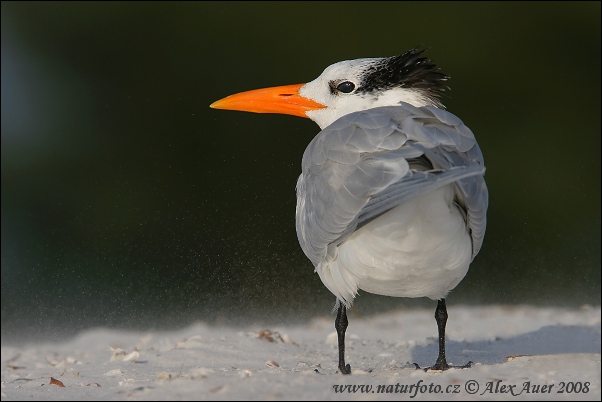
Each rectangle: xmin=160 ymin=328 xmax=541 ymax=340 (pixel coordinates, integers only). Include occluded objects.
xmin=295 ymin=103 xmax=488 ymax=267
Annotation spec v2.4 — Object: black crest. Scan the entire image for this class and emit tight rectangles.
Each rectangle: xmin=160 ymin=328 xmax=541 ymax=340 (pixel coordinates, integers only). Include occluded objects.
xmin=356 ymin=48 xmax=449 ymax=107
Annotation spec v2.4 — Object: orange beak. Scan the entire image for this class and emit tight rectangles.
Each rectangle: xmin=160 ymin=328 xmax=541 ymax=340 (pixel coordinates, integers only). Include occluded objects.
xmin=210 ymin=83 xmax=326 ymax=118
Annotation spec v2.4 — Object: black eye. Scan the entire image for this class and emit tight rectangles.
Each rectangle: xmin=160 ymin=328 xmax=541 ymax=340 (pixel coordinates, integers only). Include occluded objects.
xmin=337 ymin=81 xmax=355 ymax=94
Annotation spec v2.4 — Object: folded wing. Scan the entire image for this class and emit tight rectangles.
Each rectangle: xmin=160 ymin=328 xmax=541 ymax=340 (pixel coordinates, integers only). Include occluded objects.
xmin=296 ymin=103 xmax=488 ymax=267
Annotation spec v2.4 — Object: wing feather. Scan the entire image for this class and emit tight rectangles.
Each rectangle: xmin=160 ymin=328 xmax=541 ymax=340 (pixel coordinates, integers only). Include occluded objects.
xmin=296 ymin=103 xmax=488 ymax=266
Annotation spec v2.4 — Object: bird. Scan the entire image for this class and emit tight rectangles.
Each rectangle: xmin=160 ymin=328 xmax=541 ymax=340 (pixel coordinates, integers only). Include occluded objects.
xmin=210 ymin=48 xmax=488 ymax=374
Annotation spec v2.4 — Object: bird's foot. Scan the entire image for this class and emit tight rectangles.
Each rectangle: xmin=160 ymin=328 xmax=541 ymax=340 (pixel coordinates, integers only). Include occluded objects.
xmin=413 ymin=360 xmax=472 ymax=372
xmin=338 ymin=363 xmax=351 ymax=375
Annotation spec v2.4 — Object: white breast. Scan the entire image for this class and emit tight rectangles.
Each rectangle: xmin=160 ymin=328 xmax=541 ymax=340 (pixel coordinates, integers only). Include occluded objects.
xmin=315 ymin=184 xmax=472 ymax=305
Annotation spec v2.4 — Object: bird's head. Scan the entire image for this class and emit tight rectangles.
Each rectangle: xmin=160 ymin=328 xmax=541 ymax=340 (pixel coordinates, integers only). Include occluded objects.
xmin=211 ymin=48 xmax=449 ymax=129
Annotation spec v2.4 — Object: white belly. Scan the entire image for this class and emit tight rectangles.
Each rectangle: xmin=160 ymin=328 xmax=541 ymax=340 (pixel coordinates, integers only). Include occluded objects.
xmin=316 ymin=184 xmax=472 ymax=306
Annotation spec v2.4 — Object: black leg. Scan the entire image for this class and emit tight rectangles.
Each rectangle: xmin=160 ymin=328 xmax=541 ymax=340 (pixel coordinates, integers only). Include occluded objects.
xmin=431 ymin=298 xmax=450 ymax=370
xmin=335 ymin=302 xmax=351 ymax=374
xmin=413 ymin=299 xmax=473 ymax=371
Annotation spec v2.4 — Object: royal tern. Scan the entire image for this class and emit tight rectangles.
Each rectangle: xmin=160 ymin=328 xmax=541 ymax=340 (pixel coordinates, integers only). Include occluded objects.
xmin=211 ymin=48 xmax=488 ymax=374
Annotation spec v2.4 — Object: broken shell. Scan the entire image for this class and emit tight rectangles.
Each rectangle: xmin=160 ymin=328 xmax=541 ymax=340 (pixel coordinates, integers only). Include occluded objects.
xmin=109 ymin=347 xmax=126 ymax=361
xmin=189 ymin=367 xmax=214 ymax=378
xmin=157 ymin=372 xmax=172 ymax=380
xmin=506 ymin=354 xmax=533 ymax=361
xmin=122 ymin=351 xmax=140 ymax=362
xmin=49 ymin=377 xmax=65 ymax=387
xmin=325 ymin=332 xmax=338 ymax=345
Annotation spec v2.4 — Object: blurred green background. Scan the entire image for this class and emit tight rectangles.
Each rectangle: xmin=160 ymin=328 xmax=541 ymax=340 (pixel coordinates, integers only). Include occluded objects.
xmin=1 ymin=2 xmax=600 ymax=342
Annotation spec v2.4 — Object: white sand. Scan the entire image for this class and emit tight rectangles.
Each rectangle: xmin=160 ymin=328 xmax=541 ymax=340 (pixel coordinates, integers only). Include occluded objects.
xmin=2 ymin=305 xmax=600 ymax=400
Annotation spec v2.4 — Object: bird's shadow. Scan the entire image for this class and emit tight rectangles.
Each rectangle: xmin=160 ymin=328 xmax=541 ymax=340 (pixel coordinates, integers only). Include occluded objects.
xmin=410 ymin=325 xmax=601 ymax=367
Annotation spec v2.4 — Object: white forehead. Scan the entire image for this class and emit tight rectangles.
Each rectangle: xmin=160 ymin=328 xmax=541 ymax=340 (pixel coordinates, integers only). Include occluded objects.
xmin=299 ymin=57 xmax=382 ymax=103
xmin=314 ymin=58 xmax=381 ymax=83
